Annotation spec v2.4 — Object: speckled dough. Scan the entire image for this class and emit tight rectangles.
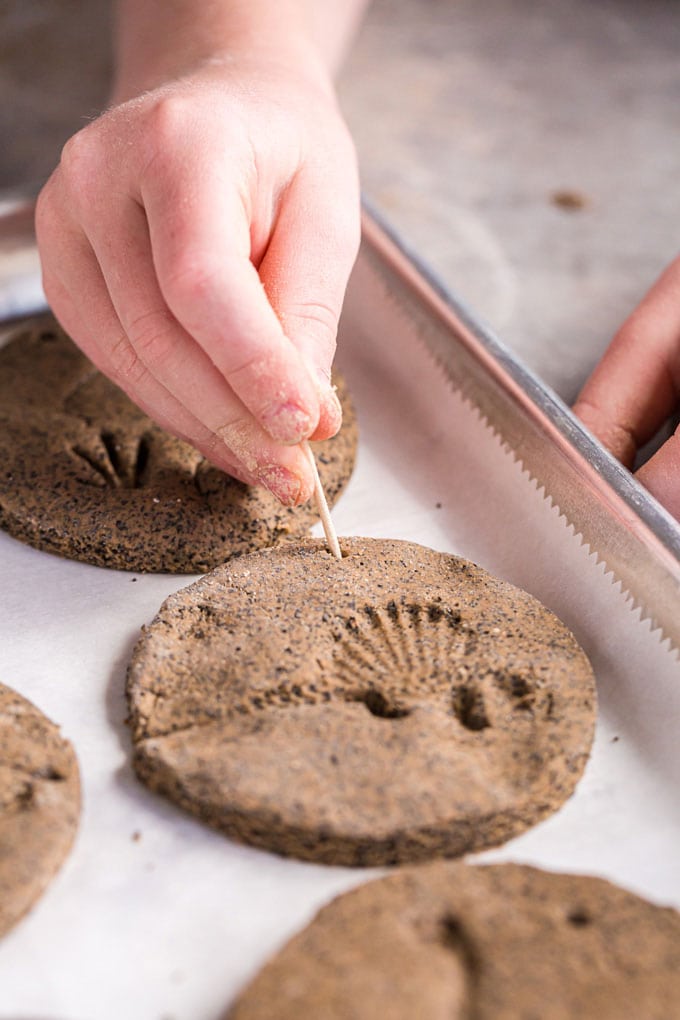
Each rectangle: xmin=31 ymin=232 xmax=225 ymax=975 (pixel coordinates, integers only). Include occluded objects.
xmin=226 ymin=862 xmax=680 ymax=1019
xmin=127 ymin=537 xmax=596 ymax=866
xmin=0 ymin=684 xmax=80 ymax=938
xmin=0 ymin=319 xmax=358 ymax=573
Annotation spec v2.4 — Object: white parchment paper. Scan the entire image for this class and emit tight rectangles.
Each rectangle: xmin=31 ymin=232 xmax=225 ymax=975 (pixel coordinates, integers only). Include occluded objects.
xmin=1 ymin=309 xmax=679 ymax=1020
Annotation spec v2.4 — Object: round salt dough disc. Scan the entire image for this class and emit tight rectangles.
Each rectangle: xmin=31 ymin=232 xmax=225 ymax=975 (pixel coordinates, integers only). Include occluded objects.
xmin=127 ymin=537 xmax=596 ymax=865
xmin=225 ymin=862 xmax=680 ymax=1019
xmin=0 ymin=684 xmax=80 ymax=937
xmin=0 ymin=318 xmax=358 ymax=573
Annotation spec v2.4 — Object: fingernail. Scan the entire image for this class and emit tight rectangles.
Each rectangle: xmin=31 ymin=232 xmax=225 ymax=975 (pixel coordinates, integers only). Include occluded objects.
xmin=261 ymin=402 xmax=314 ymax=445
xmin=258 ymin=465 xmax=307 ymax=506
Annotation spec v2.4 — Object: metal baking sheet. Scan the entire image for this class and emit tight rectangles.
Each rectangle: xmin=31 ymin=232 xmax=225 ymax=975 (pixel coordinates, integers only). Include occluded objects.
xmin=357 ymin=207 xmax=680 ymax=649
xmin=1 ymin=236 xmax=679 ymax=1019
xmin=0 ymin=187 xmax=47 ymax=324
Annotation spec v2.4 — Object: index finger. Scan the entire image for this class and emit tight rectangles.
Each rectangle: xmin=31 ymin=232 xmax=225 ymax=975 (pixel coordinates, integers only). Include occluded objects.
xmin=573 ymin=255 xmax=680 ymax=468
xmin=138 ymin=133 xmax=322 ymax=447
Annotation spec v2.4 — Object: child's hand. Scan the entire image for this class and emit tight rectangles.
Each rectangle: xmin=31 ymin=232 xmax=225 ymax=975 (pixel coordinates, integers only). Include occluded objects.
xmin=574 ymin=255 xmax=680 ymax=519
xmin=36 ymin=55 xmax=360 ymax=505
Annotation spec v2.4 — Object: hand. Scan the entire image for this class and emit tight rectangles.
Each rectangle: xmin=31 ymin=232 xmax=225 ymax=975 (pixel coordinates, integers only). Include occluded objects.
xmin=573 ymin=254 xmax=680 ymax=519
xmin=35 ymin=55 xmax=360 ymax=505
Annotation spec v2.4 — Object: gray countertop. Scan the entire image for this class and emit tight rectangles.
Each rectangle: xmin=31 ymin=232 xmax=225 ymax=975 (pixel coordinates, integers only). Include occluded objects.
xmin=339 ymin=0 xmax=680 ymax=400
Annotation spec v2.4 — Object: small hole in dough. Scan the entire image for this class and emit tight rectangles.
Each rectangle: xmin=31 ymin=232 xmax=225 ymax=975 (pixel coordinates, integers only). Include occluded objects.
xmin=452 ymin=683 xmax=491 ymax=732
xmin=349 ymin=689 xmax=411 ymax=720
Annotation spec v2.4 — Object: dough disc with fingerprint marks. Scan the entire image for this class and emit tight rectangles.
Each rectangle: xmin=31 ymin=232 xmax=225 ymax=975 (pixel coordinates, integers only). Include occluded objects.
xmin=0 ymin=318 xmax=357 ymax=573
xmin=0 ymin=684 xmax=80 ymax=937
xmin=226 ymin=863 xmax=680 ymax=1019
xmin=127 ymin=537 xmax=596 ymax=865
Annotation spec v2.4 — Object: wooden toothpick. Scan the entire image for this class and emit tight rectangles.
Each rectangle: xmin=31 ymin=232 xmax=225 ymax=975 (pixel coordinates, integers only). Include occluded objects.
xmin=303 ymin=441 xmax=342 ymax=560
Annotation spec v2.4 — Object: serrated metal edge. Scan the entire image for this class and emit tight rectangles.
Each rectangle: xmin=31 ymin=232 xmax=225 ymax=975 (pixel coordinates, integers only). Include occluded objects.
xmin=357 ymin=204 xmax=680 ymax=657
xmin=446 ymin=376 xmax=676 ymax=657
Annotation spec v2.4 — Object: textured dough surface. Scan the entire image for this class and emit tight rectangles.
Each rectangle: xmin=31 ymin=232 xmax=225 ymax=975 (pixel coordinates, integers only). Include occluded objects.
xmin=0 ymin=318 xmax=358 ymax=573
xmin=226 ymin=862 xmax=680 ymax=1019
xmin=127 ymin=537 xmax=596 ymax=865
xmin=0 ymin=684 xmax=80 ymax=938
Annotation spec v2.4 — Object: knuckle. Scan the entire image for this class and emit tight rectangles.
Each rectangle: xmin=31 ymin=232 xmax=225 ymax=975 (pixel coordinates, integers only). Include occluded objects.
xmin=231 ymin=344 xmax=284 ymax=378
xmin=59 ymin=128 xmax=97 ymax=191
xmin=57 ymin=127 xmax=108 ymax=216
xmin=282 ymin=300 xmax=339 ymax=350
xmin=298 ymin=299 xmax=338 ymax=332
xmin=107 ymin=331 xmax=149 ymax=390
xmin=141 ymin=93 xmax=193 ymax=176
xmin=163 ymin=255 xmax=220 ymax=310
xmin=148 ymin=93 xmax=192 ymax=140
xmin=126 ymin=308 xmax=177 ymax=366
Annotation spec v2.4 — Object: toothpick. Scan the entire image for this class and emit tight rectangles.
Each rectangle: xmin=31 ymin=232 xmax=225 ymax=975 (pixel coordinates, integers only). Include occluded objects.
xmin=303 ymin=441 xmax=342 ymax=560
